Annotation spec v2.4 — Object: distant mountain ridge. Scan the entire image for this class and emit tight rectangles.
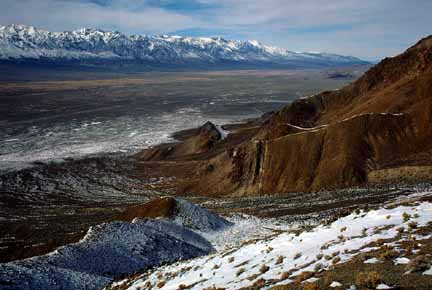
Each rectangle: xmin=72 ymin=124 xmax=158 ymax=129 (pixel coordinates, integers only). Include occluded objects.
xmin=0 ymin=24 xmax=367 ymax=69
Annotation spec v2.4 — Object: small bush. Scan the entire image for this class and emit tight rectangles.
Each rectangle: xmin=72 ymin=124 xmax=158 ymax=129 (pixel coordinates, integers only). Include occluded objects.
xmin=316 ymin=253 xmax=323 ymax=260
xmin=260 ymin=264 xmax=270 ymax=274
xmin=247 ymin=274 xmax=260 ymax=281
xmin=396 ymin=227 xmax=405 ymax=234
xmin=354 ymin=271 xmax=381 ymax=288
xmin=413 ymin=213 xmax=420 ymax=219
xmin=332 ymin=251 xmax=340 ymax=257
xmin=252 ymin=278 xmax=266 ymax=288
xmin=314 ymin=263 xmax=323 ymax=272
xmin=375 ymin=239 xmax=385 ymax=246
xmin=156 ymin=280 xmax=166 ymax=288
xmin=295 ymin=271 xmax=314 ymax=282
xmin=362 ymin=228 xmax=368 ymax=236
xmin=303 ymin=283 xmax=318 ymax=290
xmin=403 ymin=212 xmax=411 ymax=222
xmin=340 ymin=226 xmax=347 ymax=232
xmin=236 ymin=268 xmax=245 ymax=276
xmin=276 ymin=255 xmax=284 ymax=264
xmin=332 ymin=256 xmax=341 ymax=264
xmin=408 ymin=221 xmax=418 ymax=229
xmin=228 ymin=257 xmax=235 ymax=263
xmin=379 ymin=245 xmax=398 ymax=260
xmin=294 ymin=252 xmax=302 ymax=260
xmin=407 ymin=255 xmax=429 ymax=273
xmin=280 ymin=271 xmax=290 ymax=280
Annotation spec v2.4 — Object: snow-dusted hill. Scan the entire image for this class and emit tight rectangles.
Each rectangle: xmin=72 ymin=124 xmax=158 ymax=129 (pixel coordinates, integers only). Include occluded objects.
xmin=107 ymin=200 xmax=432 ymax=290
xmin=0 ymin=219 xmax=215 ymax=290
xmin=0 ymin=24 xmax=367 ymax=68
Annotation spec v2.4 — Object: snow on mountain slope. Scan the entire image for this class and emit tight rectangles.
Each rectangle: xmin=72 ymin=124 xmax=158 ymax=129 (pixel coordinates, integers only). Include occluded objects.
xmin=0 ymin=24 xmax=367 ymax=67
xmin=108 ymin=201 xmax=432 ymax=290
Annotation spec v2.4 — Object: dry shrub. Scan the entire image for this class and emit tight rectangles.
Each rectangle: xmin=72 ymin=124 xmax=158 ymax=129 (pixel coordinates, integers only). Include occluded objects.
xmin=332 ymin=251 xmax=340 ymax=257
xmin=156 ymin=280 xmax=166 ymax=288
xmin=408 ymin=221 xmax=418 ymax=230
xmin=276 ymin=255 xmax=284 ymax=264
xmin=314 ymin=263 xmax=323 ymax=272
xmin=280 ymin=271 xmax=290 ymax=280
xmin=260 ymin=264 xmax=270 ymax=274
xmin=294 ymin=252 xmax=302 ymax=260
xmin=252 ymin=278 xmax=266 ymax=288
xmin=228 ymin=257 xmax=235 ymax=263
xmin=407 ymin=255 xmax=429 ymax=273
xmin=295 ymin=271 xmax=314 ymax=283
xmin=236 ymin=268 xmax=246 ymax=276
xmin=375 ymin=239 xmax=385 ymax=246
xmin=379 ymin=245 xmax=398 ymax=260
xmin=332 ymin=256 xmax=341 ymax=264
xmin=303 ymin=283 xmax=318 ymax=290
xmin=354 ymin=271 xmax=381 ymax=288
xmin=402 ymin=212 xmax=411 ymax=222
xmin=247 ymin=274 xmax=260 ymax=281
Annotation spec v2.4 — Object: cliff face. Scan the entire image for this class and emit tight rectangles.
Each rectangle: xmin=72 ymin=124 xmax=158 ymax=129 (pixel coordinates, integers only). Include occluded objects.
xmin=138 ymin=35 xmax=432 ymax=196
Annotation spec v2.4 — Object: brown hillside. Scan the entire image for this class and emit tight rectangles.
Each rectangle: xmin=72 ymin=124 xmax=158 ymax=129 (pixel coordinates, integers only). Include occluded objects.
xmin=116 ymin=197 xmax=177 ymax=222
xmin=137 ymin=35 xmax=432 ymax=195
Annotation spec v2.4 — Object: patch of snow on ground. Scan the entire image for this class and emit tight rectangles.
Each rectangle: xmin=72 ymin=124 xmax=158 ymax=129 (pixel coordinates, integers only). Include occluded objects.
xmin=376 ymin=283 xmax=393 ymax=289
xmin=198 ymin=214 xmax=291 ymax=251
xmin=423 ymin=266 xmax=432 ymax=275
xmin=330 ymin=281 xmax=343 ymax=287
xmin=394 ymin=257 xmax=410 ymax=265
xmin=364 ymin=257 xmax=380 ymax=264
xmin=215 ymin=124 xmax=230 ymax=139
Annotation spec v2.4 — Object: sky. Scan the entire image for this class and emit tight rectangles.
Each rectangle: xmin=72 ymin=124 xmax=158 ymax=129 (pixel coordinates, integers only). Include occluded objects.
xmin=1 ymin=0 xmax=432 ymax=61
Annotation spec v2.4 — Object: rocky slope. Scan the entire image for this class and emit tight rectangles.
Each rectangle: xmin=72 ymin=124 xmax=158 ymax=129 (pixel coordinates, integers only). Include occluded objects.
xmin=107 ymin=194 xmax=432 ymax=290
xmin=137 ymin=35 xmax=432 ymax=195
xmin=0 ymin=24 xmax=367 ymax=69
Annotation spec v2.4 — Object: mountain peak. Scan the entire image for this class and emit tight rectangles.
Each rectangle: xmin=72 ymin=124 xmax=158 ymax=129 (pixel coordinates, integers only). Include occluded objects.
xmin=0 ymin=24 xmax=368 ymax=68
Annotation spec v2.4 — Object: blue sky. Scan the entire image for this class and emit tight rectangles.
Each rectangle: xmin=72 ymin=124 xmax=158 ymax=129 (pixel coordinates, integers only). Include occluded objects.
xmin=1 ymin=0 xmax=432 ymax=60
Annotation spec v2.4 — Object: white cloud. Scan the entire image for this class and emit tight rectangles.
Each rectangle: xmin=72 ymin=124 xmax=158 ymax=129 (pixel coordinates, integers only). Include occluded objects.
xmin=0 ymin=0 xmax=200 ymax=34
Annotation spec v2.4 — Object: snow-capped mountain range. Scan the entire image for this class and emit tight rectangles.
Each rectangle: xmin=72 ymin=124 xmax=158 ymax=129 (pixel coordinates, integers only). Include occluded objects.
xmin=0 ymin=24 xmax=367 ymax=68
